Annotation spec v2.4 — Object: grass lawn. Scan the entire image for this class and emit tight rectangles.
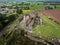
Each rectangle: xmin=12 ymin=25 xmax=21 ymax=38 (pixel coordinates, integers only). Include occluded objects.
xmin=32 ymin=14 xmax=60 ymax=40
xmin=23 ymin=10 xmax=34 ymax=14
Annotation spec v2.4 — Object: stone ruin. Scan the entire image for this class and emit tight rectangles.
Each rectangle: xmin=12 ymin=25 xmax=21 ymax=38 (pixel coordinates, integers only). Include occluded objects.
xmin=23 ymin=12 xmax=42 ymax=30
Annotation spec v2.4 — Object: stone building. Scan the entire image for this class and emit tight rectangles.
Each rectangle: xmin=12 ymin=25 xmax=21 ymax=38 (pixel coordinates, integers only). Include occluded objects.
xmin=23 ymin=12 xmax=42 ymax=30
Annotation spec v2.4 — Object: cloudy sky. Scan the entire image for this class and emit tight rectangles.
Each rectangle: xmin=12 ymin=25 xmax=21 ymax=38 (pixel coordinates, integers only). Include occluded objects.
xmin=0 ymin=0 xmax=60 ymax=2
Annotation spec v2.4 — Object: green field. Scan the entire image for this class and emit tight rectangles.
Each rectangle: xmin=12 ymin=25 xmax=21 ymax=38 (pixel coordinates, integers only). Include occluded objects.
xmin=32 ymin=14 xmax=60 ymax=40
xmin=23 ymin=10 xmax=34 ymax=14
xmin=0 ymin=2 xmax=60 ymax=45
xmin=29 ymin=2 xmax=44 ymax=10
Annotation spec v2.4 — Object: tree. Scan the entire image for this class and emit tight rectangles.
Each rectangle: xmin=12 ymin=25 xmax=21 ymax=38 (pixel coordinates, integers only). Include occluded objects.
xmin=0 ymin=14 xmax=6 ymax=21
xmin=0 ymin=14 xmax=7 ymax=27
xmin=8 ymin=15 xmax=16 ymax=22
xmin=16 ymin=3 xmax=23 ymax=14
xmin=24 ymin=6 xmax=30 ymax=10
xmin=0 ymin=23 xmax=3 ymax=30
xmin=16 ymin=8 xmax=23 ymax=14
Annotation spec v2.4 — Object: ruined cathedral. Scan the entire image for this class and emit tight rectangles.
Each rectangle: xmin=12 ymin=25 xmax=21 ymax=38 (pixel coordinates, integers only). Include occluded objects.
xmin=23 ymin=12 xmax=42 ymax=30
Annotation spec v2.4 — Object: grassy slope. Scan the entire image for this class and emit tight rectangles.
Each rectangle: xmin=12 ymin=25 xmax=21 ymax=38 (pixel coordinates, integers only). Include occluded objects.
xmin=2 ymin=10 xmax=33 ymax=35
xmin=0 ymin=10 xmax=34 ymax=45
xmin=33 ymin=15 xmax=60 ymax=40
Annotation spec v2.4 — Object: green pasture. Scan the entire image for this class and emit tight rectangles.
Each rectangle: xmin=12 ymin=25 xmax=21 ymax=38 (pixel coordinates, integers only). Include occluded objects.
xmin=33 ymin=15 xmax=60 ymax=40
xmin=29 ymin=2 xmax=45 ymax=10
xmin=23 ymin=10 xmax=34 ymax=14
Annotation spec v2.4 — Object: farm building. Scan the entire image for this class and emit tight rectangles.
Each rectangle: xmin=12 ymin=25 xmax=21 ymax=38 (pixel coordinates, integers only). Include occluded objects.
xmin=45 ymin=5 xmax=56 ymax=10
xmin=0 ymin=8 xmax=15 ymax=14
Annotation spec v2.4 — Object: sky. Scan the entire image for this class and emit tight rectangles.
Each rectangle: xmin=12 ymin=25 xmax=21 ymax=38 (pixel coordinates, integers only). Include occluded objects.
xmin=0 ymin=0 xmax=60 ymax=2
